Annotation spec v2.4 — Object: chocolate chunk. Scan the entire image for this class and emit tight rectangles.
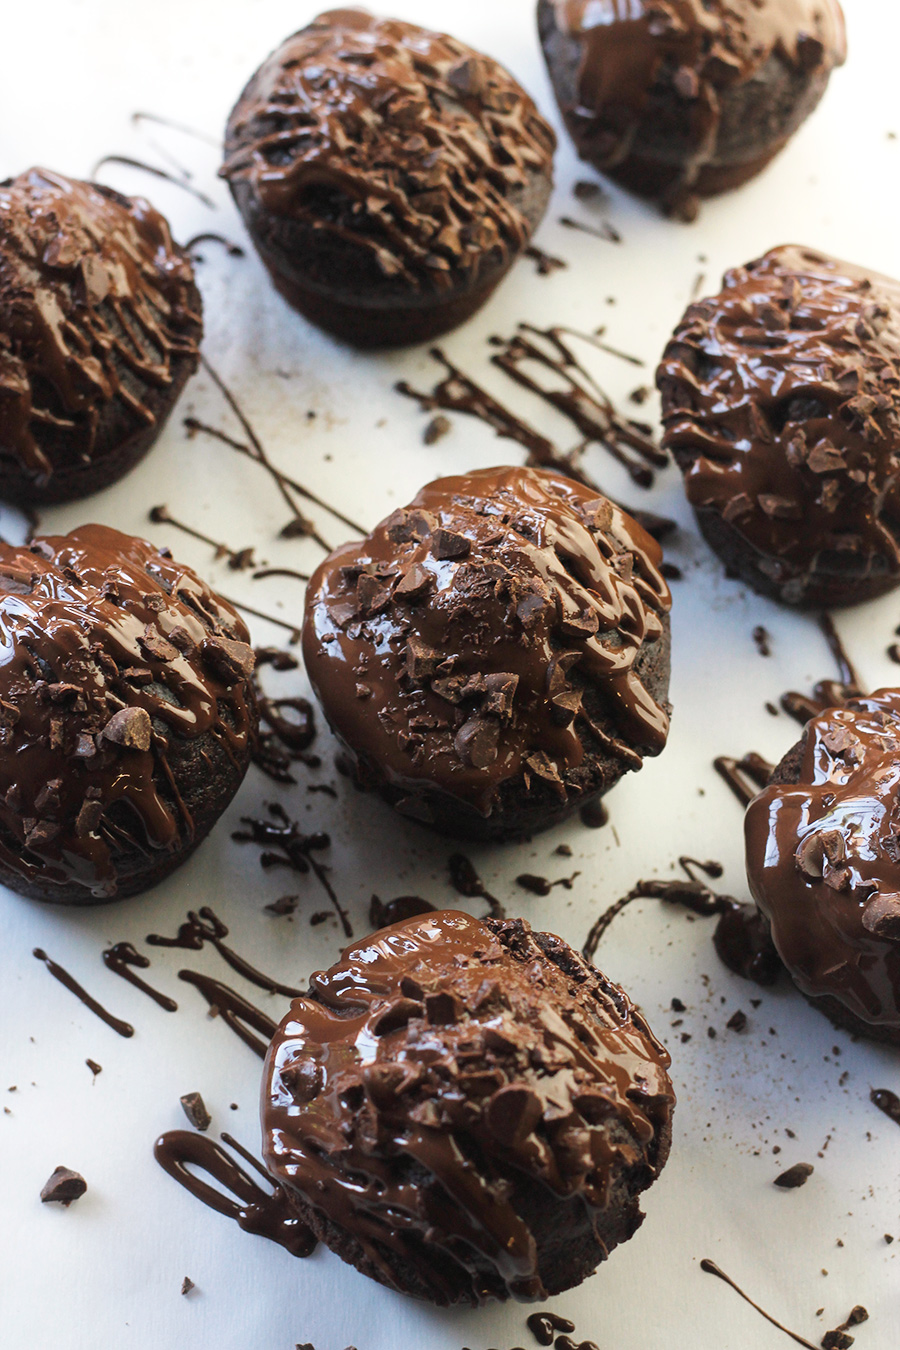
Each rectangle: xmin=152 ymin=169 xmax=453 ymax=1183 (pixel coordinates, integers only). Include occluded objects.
xmin=726 ymin=1009 xmax=748 ymax=1033
xmin=181 ymin=1276 xmax=195 ymax=1296
xmin=101 ymin=706 xmax=152 ymax=752
xmin=139 ymin=627 xmax=180 ymax=662
xmin=860 ymin=893 xmax=900 ymax=939
xmin=40 ymin=1166 xmax=87 ymax=1206
xmin=85 ymin=1058 xmax=102 ymax=1076
xmin=394 ymin=563 xmax=433 ymax=600
xmin=481 ymin=672 xmax=518 ymax=719
xmin=356 ymin=573 xmax=392 ymax=614
xmin=486 ymin=1085 xmax=543 ymax=1146
xmin=75 ymin=799 xmax=104 ymax=838
xmin=773 ymin=1162 xmax=814 ymax=1188
xmin=431 ymin=528 xmax=471 ymax=560
xmin=180 ymin=1092 xmax=212 ymax=1132
xmin=455 ymin=716 xmax=499 ymax=768
xmin=201 ymin=636 xmax=256 ymax=682
xmin=405 ymin=637 xmax=440 ymax=680
xmin=265 ymin=894 xmax=299 ymax=916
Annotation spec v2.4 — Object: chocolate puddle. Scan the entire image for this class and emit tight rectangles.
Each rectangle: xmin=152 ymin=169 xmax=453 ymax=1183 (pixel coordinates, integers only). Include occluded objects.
xmin=177 ymin=970 xmax=278 ymax=1058
xmin=33 ymin=948 xmax=134 ymax=1038
xmin=153 ymin=1129 xmax=315 ymax=1256
xmin=102 ymin=943 xmax=177 ymax=1012
xmin=147 ymin=906 xmax=302 ymax=998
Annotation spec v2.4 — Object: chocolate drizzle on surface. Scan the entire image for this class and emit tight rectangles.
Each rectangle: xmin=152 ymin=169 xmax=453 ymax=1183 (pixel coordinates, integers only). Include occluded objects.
xmin=746 ymin=689 xmax=900 ymax=1032
xmin=659 ymin=246 xmax=900 ymax=606
xmin=0 ymin=168 xmax=202 ymax=498
xmin=263 ymin=910 xmax=674 ymax=1306
xmin=870 ymin=1087 xmax=900 ymax=1127
xmin=149 ymin=504 xmax=255 ymax=571
xmin=102 ymin=942 xmax=177 ymax=1011
xmin=714 ymin=752 xmax=775 ymax=807
xmin=448 ymin=852 xmax=505 ymax=920
xmin=221 ymin=10 xmax=556 ymax=292
xmin=369 ymin=893 xmax=436 ymax=929
xmin=525 ymin=245 xmax=567 ymax=276
xmin=153 ymin=1129 xmax=315 ymax=1256
xmin=527 ymin=1312 xmax=576 ymax=1345
xmin=147 ymin=905 xmax=301 ymax=998
xmin=177 ymin=970 xmax=277 ymax=1058
xmin=92 ymin=155 xmax=216 ymax=208
xmin=0 ymin=526 xmax=255 ymax=900
xmin=33 ymin=948 xmax=134 ymax=1037
xmin=700 ymin=1259 xmax=819 ymax=1350
xmin=303 ymin=465 xmax=671 ymax=838
xmin=781 ymin=615 xmax=864 ymax=725
xmin=233 ymin=804 xmax=351 ymax=937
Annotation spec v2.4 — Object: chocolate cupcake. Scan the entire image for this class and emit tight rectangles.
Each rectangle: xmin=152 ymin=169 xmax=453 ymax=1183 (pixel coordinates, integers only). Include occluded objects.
xmin=538 ymin=0 xmax=845 ymax=218
xmin=0 ymin=526 xmax=257 ymax=905
xmin=657 ymin=246 xmax=900 ymax=607
xmin=302 ymin=465 xmax=672 ymax=841
xmin=221 ymin=9 xmax=556 ymax=346
xmin=745 ymin=691 xmax=900 ymax=1046
xmin=263 ymin=909 xmax=675 ymax=1306
xmin=0 ymin=168 xmax=202 ymax=505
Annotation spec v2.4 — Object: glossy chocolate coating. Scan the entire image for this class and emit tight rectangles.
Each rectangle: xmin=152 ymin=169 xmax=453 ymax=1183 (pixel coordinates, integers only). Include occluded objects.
xmin=262 ymin=909 xmax=675 ymax=1305
xmin=0 ymin=526 xmax=256 ymax=902
xmin=539 ymin=0 xmax=845 ymax=208
xmin=222 ymin=9 xmax=556 ymax=340
xmin=0 ymin=168 xmax=201 ymax=501
xmin=302 ymin=466 xmax=671 ymax=835
xmin=745 ymin=691 xmax=900 ymax=1033
xmin=658 ymin=246 xmax=900 ymax=606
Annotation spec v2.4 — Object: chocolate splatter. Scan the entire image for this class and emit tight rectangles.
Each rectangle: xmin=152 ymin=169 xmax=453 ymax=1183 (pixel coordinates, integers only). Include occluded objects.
xmin=526 ymin=1312 xmax=576 ymax=1345
xmin=102 ymin=942 xmax=177 ymax=1011
xmin=525 ymin=244 xmax=567 ymax=275
xmin=700 ymin=1259 xmax=819 ymax=1349
xmin=580 ymin=798 xmax=609 ymax=828
xmin=85 ymin=1058 xmax=102 ymax=1077
xmin=515 ymin=871 xmax=580 ymax=896
xmin=154 ymin=1129 xmax=315 ymax=1256
xmin=447 ymin=852 xmax=505 ymax=920
xmin=233 ymin=804 xmax=351 ymax=937
xmin=33 ymin=949 xmax=133 ymax=1038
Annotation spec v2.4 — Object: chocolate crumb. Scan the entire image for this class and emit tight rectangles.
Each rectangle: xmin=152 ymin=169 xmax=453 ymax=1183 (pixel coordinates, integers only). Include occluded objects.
xmin=40 ymin=1166 xmax=87 ymax=1206
xmin=85 ymin=1058 xmax=102 ymax=1077
xmin=265 ymin=894 xmax=299 ymax=917
xmin=423 ymin=414 xmax=452 ymax=445
xmin=774 ymin=1162 xmax=814 ymax=1188
xmin=726 ymin=1009 xmax=748 ymax=1032
xmin=554 ymin=843 xmax=573 ymax=857
xmin=885 ymin=1234 xmax=894 ymax=1244
xmin=180 ymin=1091 xmax=211 ymax=1132
xmin=707 ymin=1026 xmax=717 ymax=1039
xmin=671 ymin=997 xmax=686 ymax=1012
xmin=181 ymin=1276 xmax=195 ymax=1296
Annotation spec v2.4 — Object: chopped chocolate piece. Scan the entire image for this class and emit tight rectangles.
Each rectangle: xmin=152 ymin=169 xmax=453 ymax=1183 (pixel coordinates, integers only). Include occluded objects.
xmin=423 ymin=415 xmax=452 ymax=445
xmin=201 ymin=636 xmax=256 ymax=682
xmin=726 ymin=1009 xmax=748 ymax=1033
xmin=101 ymin=706 xmax=152 ymax=752
xmin=773 ymin=1162 xmax=814 ymax=1188
xmin=40 ymin=1166 xmax=87 ymax=1206
xmin=180 ymin=1092 xmax=212 ymax=1132
xmin=181 ymin=1276 xmax=195 ymax=1296
xmin=431 ymin=528 xmax=471 ymax=560
xmin=265 ymin=894 xmax=299 ymax=917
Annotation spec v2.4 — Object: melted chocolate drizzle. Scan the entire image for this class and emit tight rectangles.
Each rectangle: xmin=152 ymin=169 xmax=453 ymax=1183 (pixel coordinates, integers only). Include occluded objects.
xmin=177 ymin=970 xmax=277 ymax=1058
xmin=369 ymin=894 xmax=436 ymax=929
xmin=149 ymin=504 xmax=255 ymax=571
xmin=147 ymin=906 xmax=302 ymax=998
xmin=102 ymin=942 xmax=177 ymax=1011
xmin=700 ymin=1259 xmax=819 ymax=1350
xmin=871 ymin=1087 xmax=900 ymax=1127
xmin=714 ymin=753 xmax=775 ymax=807
xmin=153 ymin=1129 xmax=315 ymax=1256
xmin=448 ymin=853 xmax=505 ymax=920
xmin=92 ymin=154 xmax=216 ymax=208
xmin=525 ymin=245 xmax=567 ymax=276
xmin=233 ymin=805 xmax=352 ymax=937
xmin=33 ymin=948 xmax=134 ymax=1038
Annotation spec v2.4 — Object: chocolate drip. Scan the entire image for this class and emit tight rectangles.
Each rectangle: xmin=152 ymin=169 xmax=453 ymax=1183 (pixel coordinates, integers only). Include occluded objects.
xmin=131 ymin=111 xmax=220 ymax=149
xmin=0 ymin=168 xmax=201 ymax=488
xmin=871 ymin=1087 xmax=900 ymax=1127
xmin=33 ymin=948 xmax=133 ymax=1037
xmin=177 ymin=969 xmax=277 ymax=1058
xmin=700 ymin=1259 xmax=819 ymax=1350
xmin=252 ymin=654 xmax=317 ymax=784
xmin=153 ymin=1129 xmax=315 ymax=1256
xmin=659 ymin=247 xmax=900 ymax=603
xmin=147 ymin=906 xmax=301 ymax=998
xmin=714 ymin=753 xmax=775 ymax=807
xmin=449 ymin=853 xmax=505 ymax=920
xmin=746 ymin=691 xmax=900 ymax=1029
xmin=303 ymin=466 xmax=671 ymax=826
xmin=102 ymin=942 xmax=177 ymax=1011
xmin=221 ymin=11 xmax=555 ymax=291
xmin=0 ymin=526 xmax=255 ymax=898
xmin=580 ymin=798 xmax=609 ymax=828
xmin=549 ymin=2 xmax=845 ymax=211
xmin=233 ymin=805 xmax=351 ymax=937
xmin=263 ymin=910 xmax=674 ymax=1306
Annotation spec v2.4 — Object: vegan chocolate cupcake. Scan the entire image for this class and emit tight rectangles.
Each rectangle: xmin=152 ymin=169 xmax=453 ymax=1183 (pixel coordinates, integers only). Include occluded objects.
xmin=657 ymin=246 xmax=900 ymax=607
xmin=263 ymin=909 xmax=675 ymax=1306
xmin=538 ymin=0 xmax=846 ymax=218
xmin=0 ymin=526 xmax=257 ymax=905
xmin=745 ymin=690 xmax=900 ymax=1046
xmin=302 ymin=465 xmax=672 ymax=841
xmin=0 ymin=168 xmax=202 ymax=505
xmin=221 ymin=9 xmax=556 ymax=346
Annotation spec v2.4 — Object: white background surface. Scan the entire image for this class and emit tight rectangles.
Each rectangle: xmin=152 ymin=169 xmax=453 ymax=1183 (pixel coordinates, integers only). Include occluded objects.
xmin=0 ymin=2 xmax=898 ymax=1348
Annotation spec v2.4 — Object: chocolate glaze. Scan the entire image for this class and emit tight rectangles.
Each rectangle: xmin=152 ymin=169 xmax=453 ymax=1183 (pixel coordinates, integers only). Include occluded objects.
xmin=659 ymin=247 xmax=900 ymax=605
xmin=746 ymin=690 xmax=900 ymax=1030
xmin=153 ymin=1129 xmax=315 ymax=1256
xmin=369 ymin=894 xmax=435 ymax=929
xmin=178 ymin=969 xmax=277 ymax=1058
xmin=700 ymin=1259 xmax=818 ymax=1350
xmin=102 ymin=942 xmax=177 ymax=1011
xmin=33 ymin=947 xmax=134 ymax=1037
xmin=263 ymin=910 xmax=674 ymax=1306
xmin=221 ymin=10 xmax=556 ymax=292
xmin=0 ymin=168 xmax=201 ymax=492
xmin=0 ymin=526 xmax=255 ymax=900
xmin=147 ymin=905 xmax=302 ymax=998
xmin=303 ymin=466 xmax=671 ymax=829
xmin=542 ymin=1 xmax=845 ymax=211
